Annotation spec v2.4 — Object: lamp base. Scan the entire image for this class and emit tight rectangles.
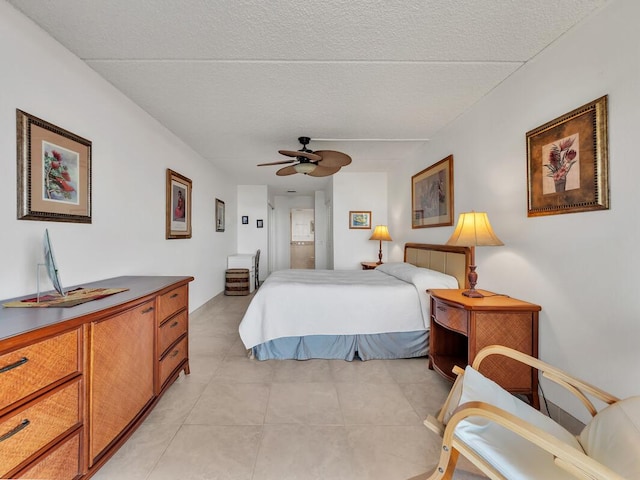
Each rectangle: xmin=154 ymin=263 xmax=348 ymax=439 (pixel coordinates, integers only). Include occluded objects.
xmin=462 ymin=288 xmax=484 ymax=298
xmin=463 ymin=265 xmax=483 ymax=297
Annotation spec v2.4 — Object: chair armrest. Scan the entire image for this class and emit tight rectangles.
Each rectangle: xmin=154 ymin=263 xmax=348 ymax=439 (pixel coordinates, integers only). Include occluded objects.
xmin=472 ymin=345 xmax=619 ymax=416
xmin=443 ymin=400 xmax=626 ymax=480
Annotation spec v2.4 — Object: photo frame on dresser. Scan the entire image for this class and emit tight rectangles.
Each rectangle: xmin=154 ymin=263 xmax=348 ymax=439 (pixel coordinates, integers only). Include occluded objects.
xmin=166 ymin=169 xmax=192 ymax=239
xmin=411 ymin=155 xmax=454 ymax=228
xmin=526 ymin=95 xmax=609 ymax=217
xmin=17 ymin=109 xmax=92 ymax=223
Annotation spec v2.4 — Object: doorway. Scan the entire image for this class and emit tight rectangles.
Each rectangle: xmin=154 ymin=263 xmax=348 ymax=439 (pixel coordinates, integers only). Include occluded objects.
xmin=290 ymin=208 xmax=315 ymax=269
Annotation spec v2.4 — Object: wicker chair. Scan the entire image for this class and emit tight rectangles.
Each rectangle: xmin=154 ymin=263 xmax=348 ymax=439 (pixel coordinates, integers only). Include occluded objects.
xmin=424 ymin=345 xmax=640 ymax=480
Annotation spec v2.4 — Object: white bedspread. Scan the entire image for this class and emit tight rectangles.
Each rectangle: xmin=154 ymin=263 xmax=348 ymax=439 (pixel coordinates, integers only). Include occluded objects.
xmin=239 ymin=263 xmax=458 ymax=349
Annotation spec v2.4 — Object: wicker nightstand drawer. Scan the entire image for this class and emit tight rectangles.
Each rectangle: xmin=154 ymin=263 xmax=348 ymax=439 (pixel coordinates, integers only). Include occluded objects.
xmin=433 ymin=299 xmax=468 ymax=335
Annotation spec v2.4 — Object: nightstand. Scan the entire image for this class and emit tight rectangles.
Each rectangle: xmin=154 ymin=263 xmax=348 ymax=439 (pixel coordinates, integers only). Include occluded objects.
xmin=361 ymin=262 xmax=379 ymax=270
xmin=428 ymin=289 xmax=541 ymax=408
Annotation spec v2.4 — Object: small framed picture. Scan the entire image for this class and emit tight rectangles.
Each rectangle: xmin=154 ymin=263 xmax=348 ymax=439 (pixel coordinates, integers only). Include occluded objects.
xmin=166 ymin=169 xmax=192 ymax=239
xmin=257 ymin=219 xmax=264 ymax=228
xmin=242 ymin=215 xmax=249 ymax=224
xmin=349 ymin=211 xmax=371 ymax=229
xmin=215 ymin=198 xmax=225 ymax=232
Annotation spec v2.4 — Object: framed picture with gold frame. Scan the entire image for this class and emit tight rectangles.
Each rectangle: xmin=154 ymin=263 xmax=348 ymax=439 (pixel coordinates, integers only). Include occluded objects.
xmin=526 ymin=96 xmax=609 ymax=217
xmin=166 ymin=169 xmax=192 ymax=239
xmin=411 ymin=155 xmax=454 ymax=228
xmin=17 ymin=109 xmax=92 ymax=223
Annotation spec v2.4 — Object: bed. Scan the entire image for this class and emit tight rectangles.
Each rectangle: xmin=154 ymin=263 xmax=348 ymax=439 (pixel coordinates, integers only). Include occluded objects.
xmin=238 ymin=243 xmax=472 ymax=361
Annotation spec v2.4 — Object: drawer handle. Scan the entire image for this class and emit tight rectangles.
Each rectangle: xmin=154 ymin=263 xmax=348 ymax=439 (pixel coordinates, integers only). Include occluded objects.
xmin=170 ymin=321 xmax=179 ymax=328
xmin=0 ymin=357 xmax=28 ymax=374
xmin=436 ymin=306 xmax=447 ymax=312
xmin=170 ymin=293 xmax=179 ymax=299
xmin=0 ymin=419 xmax=30 ymax=443
xmin=142 ymin=306 xmax=154 ymax=314
xmin=169 ymin=349 xmax=180 ymax=358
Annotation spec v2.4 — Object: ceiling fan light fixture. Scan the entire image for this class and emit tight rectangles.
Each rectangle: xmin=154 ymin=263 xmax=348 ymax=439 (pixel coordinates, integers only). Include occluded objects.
xmin=293 ymin=163 xmax=317 ymax=174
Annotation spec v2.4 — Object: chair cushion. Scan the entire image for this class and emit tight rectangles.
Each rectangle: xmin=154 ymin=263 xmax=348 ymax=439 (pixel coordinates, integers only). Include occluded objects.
xmin=452 ymin=366 xmax=583 ymax=479
xmin=578 ymin=396 xmax=640 ymax=478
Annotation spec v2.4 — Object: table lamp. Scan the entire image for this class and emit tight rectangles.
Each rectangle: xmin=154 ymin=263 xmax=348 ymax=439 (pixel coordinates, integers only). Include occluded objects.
xmin=445 ymin=211 xmax=503 ymax=297
xmin=369 ymin=225 xmax=392 ymax=264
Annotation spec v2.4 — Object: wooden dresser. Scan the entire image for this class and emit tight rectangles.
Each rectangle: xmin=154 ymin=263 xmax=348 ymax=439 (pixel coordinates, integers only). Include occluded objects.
xmin=0 ymin=276 xmax=193 ymax=479
xmin=428 ymin=289 xmax=541 ymax=407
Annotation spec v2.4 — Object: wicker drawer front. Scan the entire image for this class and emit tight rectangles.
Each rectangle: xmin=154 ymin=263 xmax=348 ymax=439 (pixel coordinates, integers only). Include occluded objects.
xmin=16 ymin=430 xmax=80 ymax=480
xmin=159 ymin=310 xmax=188 ymax=356
xmin=0 ymin=379 xmax=80 ymax=476
xmin=157 ymin=285 xmax=188 ymax=322
xmin=0 ymin=329 xmax=80 ymax=411
xmin=433 ymin=300 xmax=468 ymax=334
xmin=159 ymin=336 xmax=187 ymax=387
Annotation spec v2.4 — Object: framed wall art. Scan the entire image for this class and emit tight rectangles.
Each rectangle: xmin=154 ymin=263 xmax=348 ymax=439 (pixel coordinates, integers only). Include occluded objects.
xmin=215 ymin=198 xmax=225 ymax=232
xmin=166 ymin=169 xmax=192 ymax=239
xmin=257 ymin=219 xmax=263 ymax=228
xmin=411 ymin=155 xmax=454 ymax=228
xmin=349 ymin=211 xmax=371 ymax=229
xmin=526 ymin=95 xmax=609 ymax=217
xmin=17 ymin=109 xmax=92 ymax=223
xmin=242 ymin=215 xmax=249 ymax=225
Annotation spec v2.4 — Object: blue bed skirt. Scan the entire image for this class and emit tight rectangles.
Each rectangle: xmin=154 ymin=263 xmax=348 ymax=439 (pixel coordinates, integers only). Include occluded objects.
xmin=251 ymin=330 xmax=429 ymax=361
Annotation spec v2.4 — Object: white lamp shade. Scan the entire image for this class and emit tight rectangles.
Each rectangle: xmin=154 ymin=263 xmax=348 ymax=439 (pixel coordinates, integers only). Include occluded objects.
xmin=446 ymin=212 xmax=503 ymax=247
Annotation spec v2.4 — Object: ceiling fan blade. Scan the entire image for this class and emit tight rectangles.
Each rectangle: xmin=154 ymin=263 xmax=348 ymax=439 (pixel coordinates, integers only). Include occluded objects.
xmin=278 ymin=149 xmax=322 ymax=161
xmin=276 ymin=165 xmax=297 ymax=176
xmin=307 ymin=165 xmax=341 ymax=177
xmin=315 ymin=150 xmax=352 ymax=168
xmin=257 ymin=159 xmax=295 ymax=166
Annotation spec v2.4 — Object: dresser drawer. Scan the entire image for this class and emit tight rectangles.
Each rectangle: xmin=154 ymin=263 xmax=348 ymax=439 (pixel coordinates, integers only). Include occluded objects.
xmin=16 ymin=430 xmax=81 ymax=480
xmin=159 ymin=336 xmax=187 ymax=387
xmin=157 ymin=285 xmax=188 ymax=321
xmin=0 ymin=379 xmax=81 ymax=476
xmin=158 ymin=310 xmax=188 ymax=356
xmin=0 ymin=329 xmax=80 ymax=411
xmin=433 ymin=299 xmax=468 ymax=334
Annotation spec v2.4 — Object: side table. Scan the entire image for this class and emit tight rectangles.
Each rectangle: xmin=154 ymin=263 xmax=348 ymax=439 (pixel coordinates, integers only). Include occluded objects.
xmin=428 ymin=289 xmax=541 ymax=407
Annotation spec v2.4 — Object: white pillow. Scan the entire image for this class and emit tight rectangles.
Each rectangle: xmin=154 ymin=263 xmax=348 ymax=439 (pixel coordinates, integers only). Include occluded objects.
xmin=376 ymin=262 xmax=458 ymax=289
xmin=374 ymin=262 xmax=416 ymax=278
xmin=578 ymin=396 xmax=640 ymax=478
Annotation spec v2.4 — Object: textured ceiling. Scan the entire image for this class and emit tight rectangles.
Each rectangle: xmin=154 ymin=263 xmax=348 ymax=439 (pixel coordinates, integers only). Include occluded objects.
xmin=8 ymin=0 xmax=607 ymax=194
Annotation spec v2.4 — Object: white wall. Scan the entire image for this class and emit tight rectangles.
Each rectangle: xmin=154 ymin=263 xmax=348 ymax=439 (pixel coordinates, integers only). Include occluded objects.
xmin=237 ymin=185 xmax=268 ymax=280
xmin=388 ymin=0 xmax=639 ymax=420
xmin=333 ymin=172 xmax=389 ymax=269
xmin=314 ymin=190 xmax=328 ymax=269
xmin=0 ymin=2 xmax=237 ymax=309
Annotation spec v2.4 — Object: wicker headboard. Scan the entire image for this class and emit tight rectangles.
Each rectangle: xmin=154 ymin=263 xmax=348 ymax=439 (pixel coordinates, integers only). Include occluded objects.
xmin=404 ymin=243 xmax=472 ymax=289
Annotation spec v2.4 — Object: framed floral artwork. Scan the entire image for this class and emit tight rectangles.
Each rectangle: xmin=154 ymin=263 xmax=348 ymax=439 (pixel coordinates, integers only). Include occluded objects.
xmin=526 ymin=96 xmax=609 ymax=217
xmin=166 ymin=169 xmax=192 ymax=239
xmin=349 ymin=211 xmax=371 ymax=229
xmin=215 ymin=198 xmax=225 ymax=232
xmin=411 ymin=155 xmax=454 ymax=228
xmin=17 ymin=110 xmax=92 ymax=223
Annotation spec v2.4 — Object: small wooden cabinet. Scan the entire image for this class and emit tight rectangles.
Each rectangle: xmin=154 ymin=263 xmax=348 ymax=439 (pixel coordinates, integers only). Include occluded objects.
xmin=428 ymin=289 xmax=541 ymax=407
xmin=0 ymin=276 xmax=192 ymax=479
xmin=360 ymin=262 xmax=379 ymax=270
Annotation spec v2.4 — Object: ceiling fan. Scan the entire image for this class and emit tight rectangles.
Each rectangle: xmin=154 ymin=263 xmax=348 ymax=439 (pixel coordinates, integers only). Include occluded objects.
xmin=257 ymin=137 xmax=352 ymax=177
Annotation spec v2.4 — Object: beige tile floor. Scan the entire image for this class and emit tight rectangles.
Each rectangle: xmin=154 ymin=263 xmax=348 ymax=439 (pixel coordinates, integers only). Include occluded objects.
xmin=92 ymin=292 xmax=487 ymax=480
